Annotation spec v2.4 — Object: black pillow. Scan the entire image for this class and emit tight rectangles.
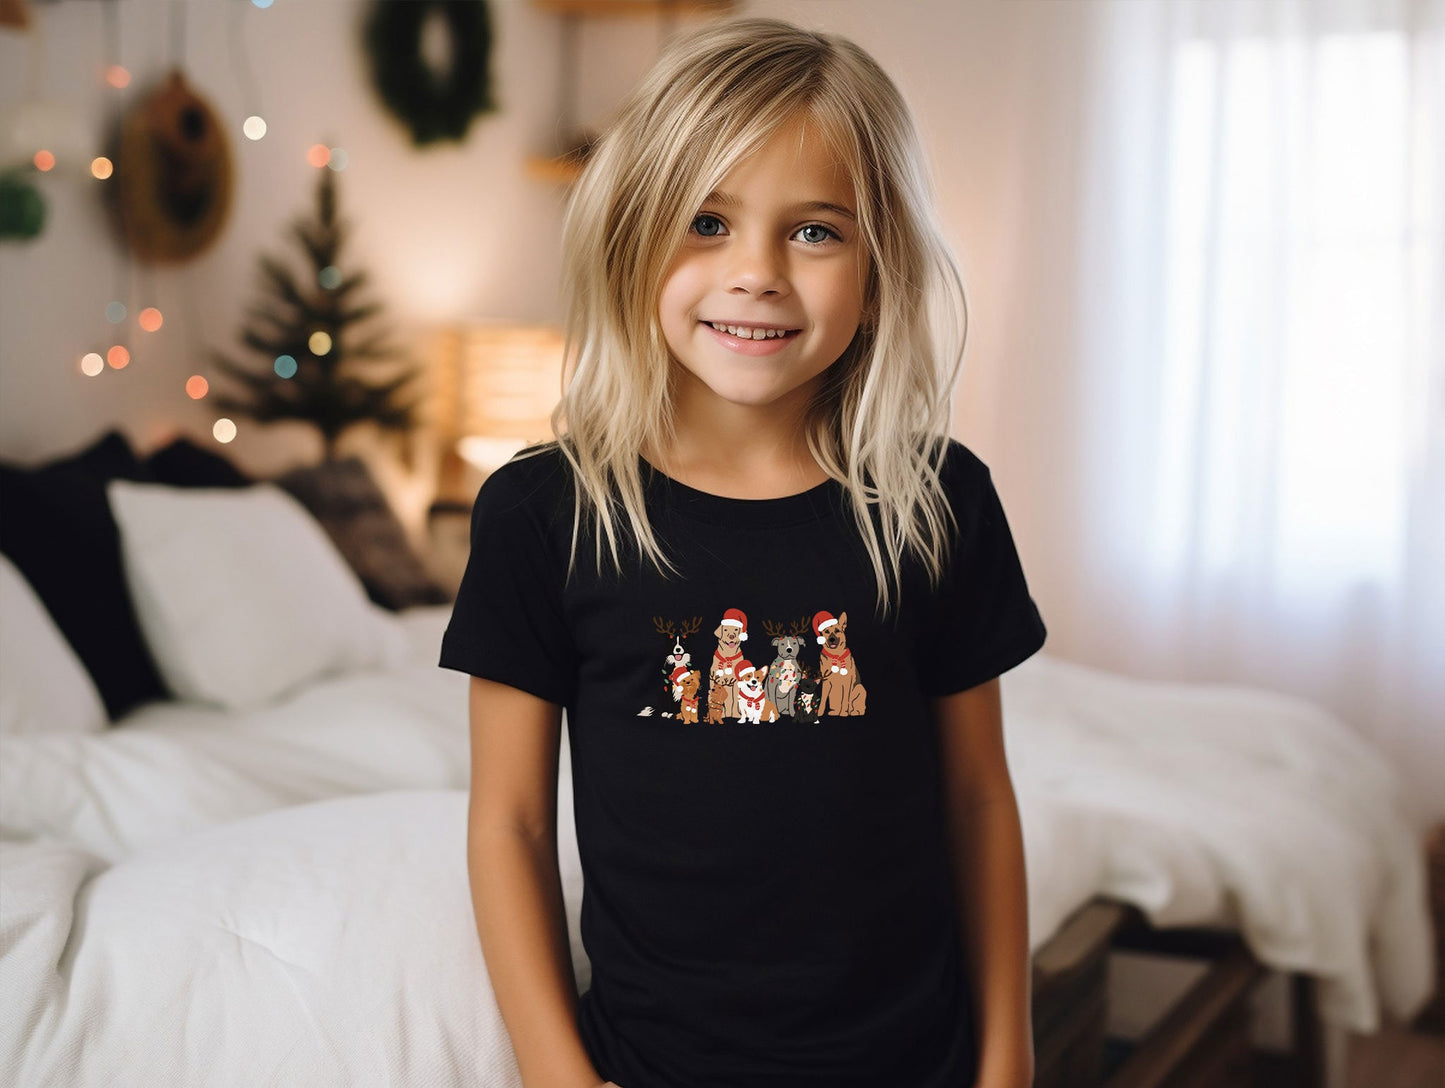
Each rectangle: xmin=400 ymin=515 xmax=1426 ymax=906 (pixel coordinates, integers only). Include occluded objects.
xmin=0 ymin=430 xmax=169 ymax=720
xmin=145 ymin=435 xmax=253 ymax=488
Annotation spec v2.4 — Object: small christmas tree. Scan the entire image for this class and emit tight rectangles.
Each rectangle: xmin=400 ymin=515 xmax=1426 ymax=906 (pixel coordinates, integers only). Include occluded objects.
xmin=210 ymin=167 xmax=425 ymax=463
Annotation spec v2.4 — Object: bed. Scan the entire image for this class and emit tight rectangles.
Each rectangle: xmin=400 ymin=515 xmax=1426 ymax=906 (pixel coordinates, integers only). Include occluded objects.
xmin=0 ymin=439 xmax=1434 ymax=1088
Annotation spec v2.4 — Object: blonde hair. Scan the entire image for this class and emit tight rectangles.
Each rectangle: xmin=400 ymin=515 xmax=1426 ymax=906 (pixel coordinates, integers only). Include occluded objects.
xmin=532 ymin=15 xmax=969 ymax=619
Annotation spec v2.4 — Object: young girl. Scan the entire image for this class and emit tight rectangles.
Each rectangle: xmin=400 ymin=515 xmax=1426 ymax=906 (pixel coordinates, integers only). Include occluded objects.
xmin=439 ymin=17 xmax=1045 ymax=1088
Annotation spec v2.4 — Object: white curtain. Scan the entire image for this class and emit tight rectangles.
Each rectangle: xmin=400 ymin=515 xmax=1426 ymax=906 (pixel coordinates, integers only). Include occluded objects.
xmin=1057 ymin=0 xmax=1444 ymax=830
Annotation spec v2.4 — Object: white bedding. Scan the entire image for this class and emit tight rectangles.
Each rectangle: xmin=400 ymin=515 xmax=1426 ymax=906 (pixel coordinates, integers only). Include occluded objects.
xmin=1007 ymin=654 xmax=1434 ymax=1034
xmin=0 ymin=635 xmax=1433 ymax=1086
xmin=0 ymin=606 xmax=466 ymax=861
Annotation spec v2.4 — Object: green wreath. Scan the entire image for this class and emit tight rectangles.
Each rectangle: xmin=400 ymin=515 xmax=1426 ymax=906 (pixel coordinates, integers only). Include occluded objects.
xmin=364 ymin=0 xmax=496 ymax=147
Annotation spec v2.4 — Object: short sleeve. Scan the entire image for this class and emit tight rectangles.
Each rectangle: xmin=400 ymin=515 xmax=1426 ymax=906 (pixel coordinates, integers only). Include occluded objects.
xmin=437 ymin=466 xmax=580 ymax=708
xmin=914 ymin=452 xmax=1047 ymax=698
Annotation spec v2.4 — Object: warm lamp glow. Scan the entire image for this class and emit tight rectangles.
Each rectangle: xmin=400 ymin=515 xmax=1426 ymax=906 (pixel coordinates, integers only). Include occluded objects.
xmin=434 ymin=323 xmax=566 ymax=479
xmin=91 ymin=157 xmax=114 ymax=180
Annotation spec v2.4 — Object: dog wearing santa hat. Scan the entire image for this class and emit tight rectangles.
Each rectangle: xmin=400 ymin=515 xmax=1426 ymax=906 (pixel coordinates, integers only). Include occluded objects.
xmin=734 ymin=660 xmax=779 ymax=723
xmin=709 ymin=607 xmax=749 ymax=719
xmin=670 ymin=666 xmax=701 ymax=724
xmin=813 ymin=610 xmax=867 ymax=716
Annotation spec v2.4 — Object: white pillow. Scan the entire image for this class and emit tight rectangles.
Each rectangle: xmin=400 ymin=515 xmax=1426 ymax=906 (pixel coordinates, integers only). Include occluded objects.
xmin=106 ymin=480 xmax=411 ymax=710
xmin=0 ymin=553 xmax=108 ymax=735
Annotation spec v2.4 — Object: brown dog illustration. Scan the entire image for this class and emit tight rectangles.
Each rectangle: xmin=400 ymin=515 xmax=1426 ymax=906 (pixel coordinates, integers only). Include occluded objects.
xmin=675 ymin=669 xmax=701 ymax=724
xmin=709 ymin=607 xmax=749 ymax=719
xmin=813 ymin=610 xmax=867 ymax=716
xmin=706 ymin=682 xmax=729 ymax=724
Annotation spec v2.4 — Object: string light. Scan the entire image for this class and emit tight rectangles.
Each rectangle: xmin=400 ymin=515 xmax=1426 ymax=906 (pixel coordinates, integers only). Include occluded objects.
xmin=105 ymin=301 xmax=127 ymax=323
xmin=105 ymin=65 xmax=131 ymax=89
xmin=107 ymin=345 xmax=130 ymax=369
xmin=242 ymin=115 xmax=267 ymax=141
xmin=274 ymin=354 xmax=298 ymax=378
xmin=33 ymin=150 xmax=55 ymax=172
xmin=81 ymin=353 xmax=105 ymax=376
xmin=138 ymin=307 xmax=163 ymax=332
xmin=318 ymin=265 xmax=341 ymax=290
xmin=91 ymin=157 xmax=114 ymax=180
xmin=306 ymin=143 xmax=331 ymax=168
xmin=213 ymin=418 xmax=238 ymax=443
xmin=186 ymin=375 xmax=209 ymax=399
xmin=251 ymin=0 xmax=274 ymax=9
xmin=308 ymin=331 xmax=332 ymax=355
xmin=327 ymin=148 xmax=349 ymax=171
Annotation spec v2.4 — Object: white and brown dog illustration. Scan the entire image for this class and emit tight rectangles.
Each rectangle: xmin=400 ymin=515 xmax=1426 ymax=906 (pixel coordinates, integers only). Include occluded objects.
xmin=734 ymin=661 xmax=779 ymax=723
xmin=709 ymin=607 xmax=749 ymax=719
xmin=813 ymin=609 xmax=867 ymax=716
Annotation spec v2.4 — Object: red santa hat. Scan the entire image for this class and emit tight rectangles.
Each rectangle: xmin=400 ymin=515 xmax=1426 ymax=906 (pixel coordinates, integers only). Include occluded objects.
xmin=735 ymin=660 xmax=756 ymax=679
xmin=670 ymin=666 xmax=690 ymax=684
xmin=720 ymin=607 xmax=748 ymax=641
xmin=812 ymin=610 xmax=838 ymax=645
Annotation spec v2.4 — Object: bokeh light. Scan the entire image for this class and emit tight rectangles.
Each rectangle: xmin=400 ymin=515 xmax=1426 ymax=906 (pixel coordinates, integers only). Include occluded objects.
xmin=91 ymin=157 xmax=114 ymax=180
xmin=251 ymin=0 xmax=274 ymax=9
xmin=274 ymin=354 xmax=298 ymax=378
xmin=138 ymin=307 xmax=163 ymax=332
xmin=308 ymin=331 xmax=332 ymax=355
xmin=213 ymin=418 xmax=237 ymax=443
xmin=107 ymin=345 xmax=130 ymax=369
xmin=81 ymin=353 xmax=105 ymax=376
xmin=327 ymin=148 xmax=349 ymax=172
xmin=306 ymin=143 xmax=331 ymax=169
xmin=186 ymin=375 xmax=209 ymax=399
xmin=105 ymin=301 xmax=127 ymax=324
xmin=105 ymin=65 xmax=131 ymax=89
xmin=318 ymin=265 xmax=342 ymax=290
xmin=33 ymin=150 xmax=55 ymax=172
xmin=243 ymin=115 xmax=267 ymax=141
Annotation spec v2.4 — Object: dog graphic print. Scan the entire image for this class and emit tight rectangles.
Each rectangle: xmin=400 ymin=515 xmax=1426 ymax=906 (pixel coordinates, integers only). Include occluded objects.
xmin=638 ymin=607 xmax=868 ymax=723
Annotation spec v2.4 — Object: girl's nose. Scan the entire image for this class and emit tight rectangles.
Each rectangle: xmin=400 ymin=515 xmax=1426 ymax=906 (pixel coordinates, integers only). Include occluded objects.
xmin=726 ymin=237 xmax=788 ymax=297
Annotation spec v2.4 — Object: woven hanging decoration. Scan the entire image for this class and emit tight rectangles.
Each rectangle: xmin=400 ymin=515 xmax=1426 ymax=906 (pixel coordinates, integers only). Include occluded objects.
xmin=109 ymin=70 xmax=233 ymax=265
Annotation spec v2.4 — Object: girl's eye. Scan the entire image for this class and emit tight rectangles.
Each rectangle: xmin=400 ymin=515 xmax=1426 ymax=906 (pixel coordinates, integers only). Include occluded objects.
xmin=691 ymin=214 xmax=725 ymax=237
xmin=796 ymin=223 xmax=839 ymax=245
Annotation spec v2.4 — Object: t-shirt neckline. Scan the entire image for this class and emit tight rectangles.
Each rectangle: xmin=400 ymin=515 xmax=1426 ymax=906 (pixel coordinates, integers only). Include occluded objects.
xmin=638 ymin=454 xmax=842 ymax=528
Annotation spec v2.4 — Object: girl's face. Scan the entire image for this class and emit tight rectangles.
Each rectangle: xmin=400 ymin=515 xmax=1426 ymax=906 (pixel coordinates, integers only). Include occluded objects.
xmin=657 ymin=113 xmax=869 ymax=418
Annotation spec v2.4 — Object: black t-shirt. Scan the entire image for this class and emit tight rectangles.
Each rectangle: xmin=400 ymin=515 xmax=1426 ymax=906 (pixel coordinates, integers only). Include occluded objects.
xmin=438 ymin=438 xmax=1047 ymax=1088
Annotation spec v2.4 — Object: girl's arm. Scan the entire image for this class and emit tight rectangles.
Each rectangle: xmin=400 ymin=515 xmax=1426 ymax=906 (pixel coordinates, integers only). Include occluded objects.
xmin=466 ymin=676 xmax=612 ymax=1088
xmin=932 ymin=677 xmax=1036 ymax=1088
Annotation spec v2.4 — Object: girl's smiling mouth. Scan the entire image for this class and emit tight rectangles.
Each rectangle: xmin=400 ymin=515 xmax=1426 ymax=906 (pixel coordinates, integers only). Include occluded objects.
xmin=700 ymin=320 xmax=802 ymax=355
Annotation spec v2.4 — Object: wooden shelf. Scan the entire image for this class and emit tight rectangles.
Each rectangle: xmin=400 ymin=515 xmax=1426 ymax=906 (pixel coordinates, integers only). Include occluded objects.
xmin=532 ymin=0 xmax=735 ymax=16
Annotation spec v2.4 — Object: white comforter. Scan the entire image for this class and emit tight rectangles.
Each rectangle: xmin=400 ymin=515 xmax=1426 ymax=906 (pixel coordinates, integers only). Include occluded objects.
xmin=0 ymin=626 xmax=1433 ymax=1086
xmin=1005 ymin=656 xmax=1433 ymax=1035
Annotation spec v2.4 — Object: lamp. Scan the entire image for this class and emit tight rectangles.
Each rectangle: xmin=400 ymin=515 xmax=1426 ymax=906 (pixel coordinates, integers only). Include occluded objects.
xmin=432 ymin=321 xmax=566 ymax=500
